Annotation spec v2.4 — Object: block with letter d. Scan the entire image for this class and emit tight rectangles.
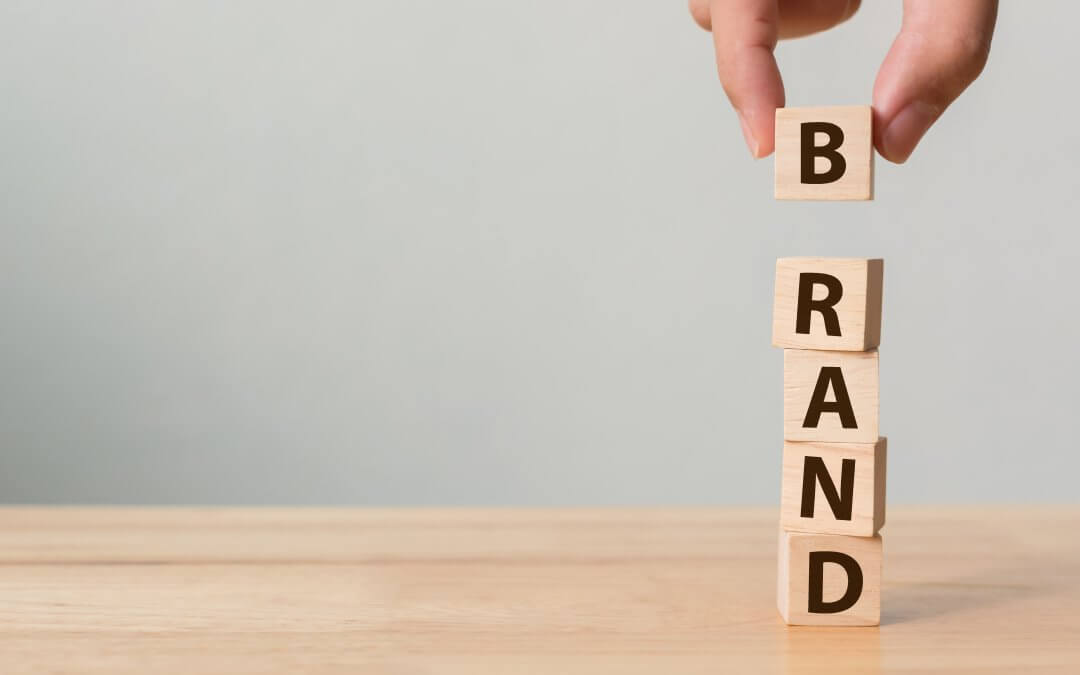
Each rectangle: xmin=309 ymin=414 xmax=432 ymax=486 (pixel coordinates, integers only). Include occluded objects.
xmin=777 ymin=530 xmax=882 ymax=626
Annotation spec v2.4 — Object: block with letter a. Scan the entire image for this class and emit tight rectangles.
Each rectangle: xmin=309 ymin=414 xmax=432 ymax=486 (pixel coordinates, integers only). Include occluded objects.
xmin=773 ymin=256 xmax=886 ymax=626
xmin=783 ymin=348 xmax=879 ymax=444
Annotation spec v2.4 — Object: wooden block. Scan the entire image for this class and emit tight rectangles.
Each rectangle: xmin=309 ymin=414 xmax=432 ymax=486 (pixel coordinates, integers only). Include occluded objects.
xmin=774 ymin=105 xmax=873 ymax=201
xmin=772 ymin=257 xmax=883 ymax=351
xmin=784 ymin=349 xmax=878 ymax=443
xmin=777 ymin=529 xmax=882 ymax=626
xmin=781 ymin=438 xmax=886 ymax=537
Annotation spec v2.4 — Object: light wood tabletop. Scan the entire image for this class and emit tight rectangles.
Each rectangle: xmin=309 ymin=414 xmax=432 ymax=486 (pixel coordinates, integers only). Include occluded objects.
xmin=1 ymin=506 xmax=1077 ymax=674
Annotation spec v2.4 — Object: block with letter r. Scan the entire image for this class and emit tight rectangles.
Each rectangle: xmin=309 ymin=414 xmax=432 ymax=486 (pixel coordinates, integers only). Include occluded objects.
xmin=772 ymin=257 xmax=883 ymax=352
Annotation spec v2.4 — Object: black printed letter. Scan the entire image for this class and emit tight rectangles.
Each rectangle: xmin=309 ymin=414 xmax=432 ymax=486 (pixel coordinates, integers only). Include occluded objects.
xmin=800 ymin=457 xmax=855 ymax=520
xmin=795 ymin=272 xmax=843 ymax=336
xmin=808 ymin=551 xmax=863 ymax=613
xmin=800 ymin=122 xmax=846 ymax=184
xmin=803 ymin=367 xmax=857 ymax=429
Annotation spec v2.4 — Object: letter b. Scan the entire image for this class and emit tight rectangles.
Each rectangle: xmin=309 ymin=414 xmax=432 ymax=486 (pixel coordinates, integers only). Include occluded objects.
xmin=801 ymin=122 xmax=846 ymax=184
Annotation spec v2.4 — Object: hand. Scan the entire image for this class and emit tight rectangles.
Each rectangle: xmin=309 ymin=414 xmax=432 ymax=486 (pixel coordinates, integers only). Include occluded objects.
xmin=689 ymin=0 xmax=998 ymax=163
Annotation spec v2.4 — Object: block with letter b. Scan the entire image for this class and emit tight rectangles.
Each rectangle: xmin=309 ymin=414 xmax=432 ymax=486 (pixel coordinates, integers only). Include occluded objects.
xmin=784 ymin=348 xmax=878 ymax=443
xmin=775 ymin=105 xmax=873 ymax=200
xmin=781 ymin=438 xmax=886 ymax=537
xmin=772 ymin=257 xmax=883 ymax=351
xmin=777 ymin=529 xmax=882 ymax=626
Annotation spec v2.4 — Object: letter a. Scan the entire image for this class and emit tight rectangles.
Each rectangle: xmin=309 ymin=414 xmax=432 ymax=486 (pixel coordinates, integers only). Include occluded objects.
xmin=803 ymin=367 xmax=857 ymax=429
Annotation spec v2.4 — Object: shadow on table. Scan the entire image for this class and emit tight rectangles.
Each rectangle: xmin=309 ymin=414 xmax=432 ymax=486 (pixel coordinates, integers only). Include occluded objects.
xmin=881 ymin=564 xmax=1050 ymax=626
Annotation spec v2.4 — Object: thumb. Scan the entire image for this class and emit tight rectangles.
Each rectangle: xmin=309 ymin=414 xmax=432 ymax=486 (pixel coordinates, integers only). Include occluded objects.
xmin=873 ymin=0 xmax=998 ymax=163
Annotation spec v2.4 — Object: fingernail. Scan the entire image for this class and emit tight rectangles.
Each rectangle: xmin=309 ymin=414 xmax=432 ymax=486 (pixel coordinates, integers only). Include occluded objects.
xmin=737 ymin=110 xmax=761 ymax=159
xmin=881 ymin=101 xmax=940 ymax=163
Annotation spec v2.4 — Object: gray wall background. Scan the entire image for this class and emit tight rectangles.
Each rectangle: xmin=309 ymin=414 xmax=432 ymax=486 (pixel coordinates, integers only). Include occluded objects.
xmin=1 ymin=2 xmax=1076 ymax=504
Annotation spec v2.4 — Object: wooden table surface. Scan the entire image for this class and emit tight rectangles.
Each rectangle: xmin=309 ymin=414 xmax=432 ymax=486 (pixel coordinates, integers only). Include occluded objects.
xmin=1 ymin=507 xmax=1077 ymax=674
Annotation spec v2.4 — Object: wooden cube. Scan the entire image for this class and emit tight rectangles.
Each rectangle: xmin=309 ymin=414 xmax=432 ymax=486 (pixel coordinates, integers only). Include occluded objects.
xmin=772 ymin=257 xmax=883 ymax=351
xmin=775 ymin=105 xmax=873 ymax=201
xmin=781 ymin=438 xmax=886 ymax=537
xmin=784 ymin=349 xmax=878 ymax=443
xmin=778 ymin=529 xmax=882 ymax=626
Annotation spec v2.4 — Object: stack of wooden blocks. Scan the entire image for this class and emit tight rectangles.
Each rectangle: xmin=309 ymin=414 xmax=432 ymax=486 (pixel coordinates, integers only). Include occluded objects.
xmin=772 ymin=105 xmax=885 ymax=627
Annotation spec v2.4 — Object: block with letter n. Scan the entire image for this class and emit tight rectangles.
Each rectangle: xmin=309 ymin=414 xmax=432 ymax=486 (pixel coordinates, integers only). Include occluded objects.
xmin=781 ymin=438 xmax=886 ymax=537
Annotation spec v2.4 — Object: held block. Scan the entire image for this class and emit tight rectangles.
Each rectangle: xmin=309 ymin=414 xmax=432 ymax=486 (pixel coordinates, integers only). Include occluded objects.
xmin=775 ymin=105 xmax=874 ymax=201
xmin=784 ymin=349 xmax=879 ymax=443
xmin=772 ymin=257 xmax=883 ymax=351
xmin=781 ymin=438 xmax=887 ymax=537
xmin=778 ymin=529 xmax=882 ymax=626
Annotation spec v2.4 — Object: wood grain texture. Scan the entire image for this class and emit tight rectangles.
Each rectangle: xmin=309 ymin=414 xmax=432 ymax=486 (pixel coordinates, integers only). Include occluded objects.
xmin=785 ymin=348 xmax=879 ymax=443
xmin=775 ymin=105 xmax=874 ymax=200
xmin=772 ymin=257 xmax=884 ymax=351
xmin=2 ymin=507 xmax=1080 ymax=674
xmin=778 ymin=530 xmax=882 ymax=626
xmin=781 ymin=438 xmax=886 ymax=536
